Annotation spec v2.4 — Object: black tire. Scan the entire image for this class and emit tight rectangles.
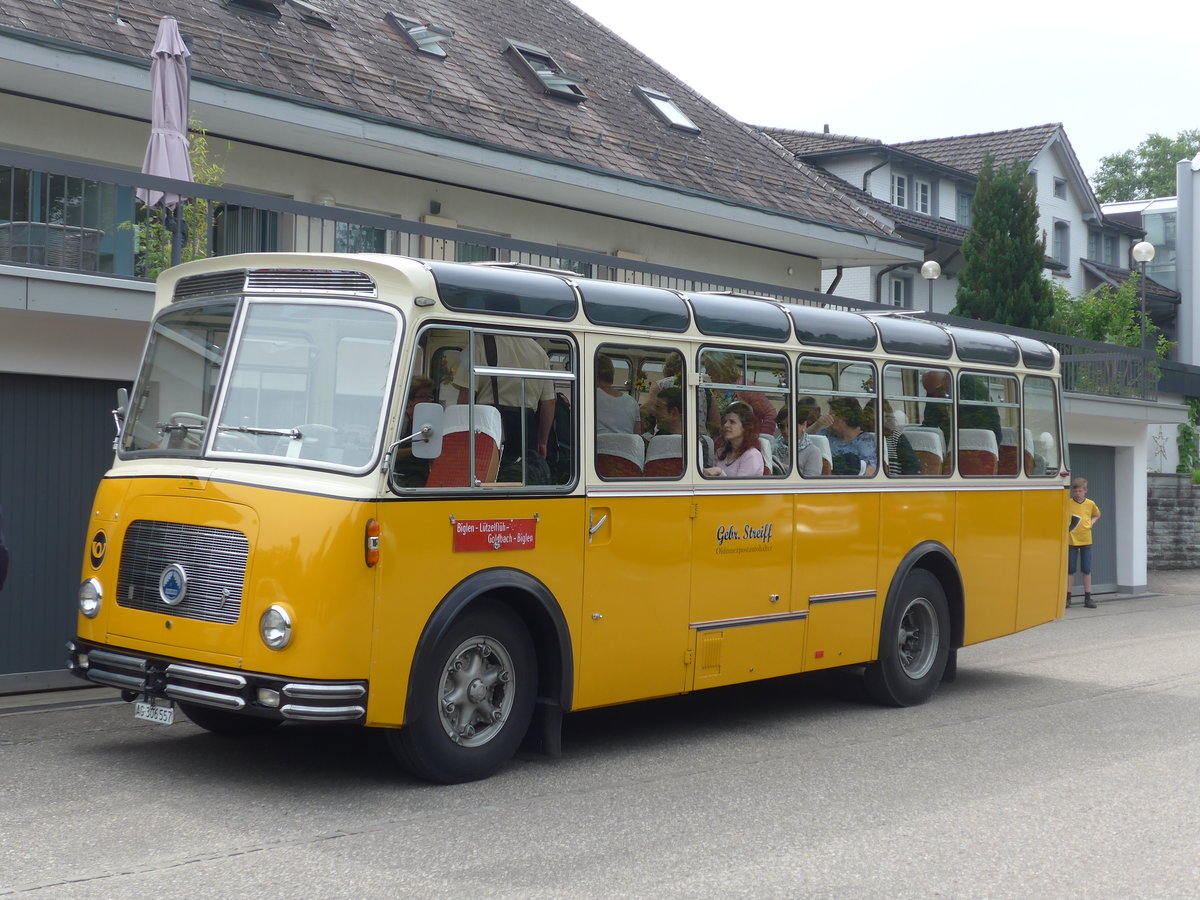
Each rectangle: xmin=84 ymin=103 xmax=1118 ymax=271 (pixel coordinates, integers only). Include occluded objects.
xmin=388 ymin=603 xmax=537 ymax=784
xmin=864 ymin=569 xmax=950 ymax=707
xmin=179 ymin=702 xmax=283 ymax=736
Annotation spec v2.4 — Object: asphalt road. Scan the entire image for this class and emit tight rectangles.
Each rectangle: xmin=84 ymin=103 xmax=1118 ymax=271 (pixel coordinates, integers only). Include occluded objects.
xmin=3 ymin=582 xmax=1199 ymax=899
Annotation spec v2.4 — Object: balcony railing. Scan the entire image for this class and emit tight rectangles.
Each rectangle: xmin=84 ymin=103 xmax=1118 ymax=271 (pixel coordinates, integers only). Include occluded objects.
xmin=1 ymin=147 xmax=1161 ymax=402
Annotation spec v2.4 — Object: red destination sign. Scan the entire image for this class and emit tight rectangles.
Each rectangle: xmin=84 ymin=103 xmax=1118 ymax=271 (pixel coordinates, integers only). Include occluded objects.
xmin=452 ymin=518 xmax=537 ymax=553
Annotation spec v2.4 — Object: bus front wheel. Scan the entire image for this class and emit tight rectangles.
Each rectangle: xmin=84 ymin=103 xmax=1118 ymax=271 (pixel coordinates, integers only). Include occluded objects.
xmin=864 ymin=569 xmax=950 ymax=707
xmin=388 ymin=603 xmax=537 ymax=784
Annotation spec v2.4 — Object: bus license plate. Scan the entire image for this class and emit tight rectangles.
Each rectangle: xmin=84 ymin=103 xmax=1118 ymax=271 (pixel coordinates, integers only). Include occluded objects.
xmin=133 ymin=700 xmax=175 ymax=726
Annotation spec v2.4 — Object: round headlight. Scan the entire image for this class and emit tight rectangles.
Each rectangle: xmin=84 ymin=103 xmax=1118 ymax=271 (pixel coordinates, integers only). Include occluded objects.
xmin=79 ymin=579 xmax=103 ymax=618
xmin=259 ymin=605 xmax=292 ymax=650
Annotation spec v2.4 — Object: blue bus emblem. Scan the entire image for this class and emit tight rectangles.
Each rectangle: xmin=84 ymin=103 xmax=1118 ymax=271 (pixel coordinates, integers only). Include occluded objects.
xmin=158 ymin=564 xmax=188 ymax=606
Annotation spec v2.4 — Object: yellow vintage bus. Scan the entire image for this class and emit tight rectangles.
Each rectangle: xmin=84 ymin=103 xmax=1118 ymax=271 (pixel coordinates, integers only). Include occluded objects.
xmin=68 ymin=253 xmax=1069 ymax=782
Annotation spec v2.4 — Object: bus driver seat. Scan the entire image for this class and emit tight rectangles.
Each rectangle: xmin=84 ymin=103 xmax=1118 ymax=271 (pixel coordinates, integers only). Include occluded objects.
xmin=425 ymin=405 xmax=502 ymax=487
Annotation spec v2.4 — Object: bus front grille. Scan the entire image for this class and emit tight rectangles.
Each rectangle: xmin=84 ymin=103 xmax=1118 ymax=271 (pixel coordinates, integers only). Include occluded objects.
xmin=116 ymin=521 xmax=248 ymax=624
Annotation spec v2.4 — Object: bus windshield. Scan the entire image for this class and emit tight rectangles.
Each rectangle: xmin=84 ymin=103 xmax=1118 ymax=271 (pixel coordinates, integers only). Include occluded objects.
xmin=122 ymin=298 xmax=401 ymax=471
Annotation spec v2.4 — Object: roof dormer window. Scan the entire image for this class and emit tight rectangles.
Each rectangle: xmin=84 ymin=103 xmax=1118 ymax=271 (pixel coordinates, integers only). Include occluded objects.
xmin=386 ymin=12 xmax=453 ymax=58
xmin=505 ymin=41 xmax=586 ymax=103
xmin=634 ymin=87 xmax=699 ymax=134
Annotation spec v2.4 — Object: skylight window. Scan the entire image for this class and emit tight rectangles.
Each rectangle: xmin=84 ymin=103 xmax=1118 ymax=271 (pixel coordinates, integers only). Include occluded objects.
xmin=505 ymin=41 xmax=587 ymax=103
xmin=287 ymin=0 xmax=333 ymax=28
xmin=386 ymin=11 xmax=453 ymax=58
xmin=225 ymin=0 xmax=283 ymax=20
xmin=635 ymin=87 xmax=699 ymax=133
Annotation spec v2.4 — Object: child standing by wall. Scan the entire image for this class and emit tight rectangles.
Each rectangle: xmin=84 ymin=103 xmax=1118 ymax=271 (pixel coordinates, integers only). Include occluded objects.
xmin=1067 ymin=477 xmax=1102 ymax=609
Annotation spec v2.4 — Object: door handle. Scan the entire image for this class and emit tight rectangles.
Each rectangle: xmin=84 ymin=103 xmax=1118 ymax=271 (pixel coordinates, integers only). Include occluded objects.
xmin=588 ymin=512 xmax=608 ymax=537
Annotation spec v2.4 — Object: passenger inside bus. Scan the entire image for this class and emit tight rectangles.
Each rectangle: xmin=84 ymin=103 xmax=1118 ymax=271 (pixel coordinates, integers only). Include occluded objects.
xmin=921 ymin=370 xmax=952 ymax=444
xmin=454 ymin=332 xmax=556 ymax=470
xmin=881 ymin=400 xmax=919 ymax=476
xmin=816 ymin=397 xmax=877 ymax=476
xmin=638 ymin=354 xmax=682 ymax=429
xmin=793 ymin=396 xmax=825 ymax=477
xmin=594 ymin=355 xmax=640 ymax=434
xmin=650 ymin=387 xmax=684 ymax=436
xmin=702 ymin=401 xmax=766 ymax=477
xmin=701 ymin=351 xmax=777 ymax=438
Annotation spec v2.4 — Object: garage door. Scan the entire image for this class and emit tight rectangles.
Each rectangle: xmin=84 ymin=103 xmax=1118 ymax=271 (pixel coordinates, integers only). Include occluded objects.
xmin=0 ymin=373 xmax=128 ymax=688
xmin=1065 ymin=443 xmax=1117 ymax=595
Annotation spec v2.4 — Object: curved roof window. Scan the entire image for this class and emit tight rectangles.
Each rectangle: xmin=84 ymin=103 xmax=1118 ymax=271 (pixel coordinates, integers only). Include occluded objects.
xmin=686 ymin=292 xmax=791 ymax=342
xmin=788 ymin=306 xmax=878 ymax=351
xmin=873 ymin=315 xmax=953 ymax=359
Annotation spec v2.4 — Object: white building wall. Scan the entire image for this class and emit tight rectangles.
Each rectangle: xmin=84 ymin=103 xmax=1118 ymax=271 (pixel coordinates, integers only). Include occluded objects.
xmin=1030 ymin=146 xmax=1087 ymax=289
xmin=1064 ymin=394 xmax=1184 ymax=592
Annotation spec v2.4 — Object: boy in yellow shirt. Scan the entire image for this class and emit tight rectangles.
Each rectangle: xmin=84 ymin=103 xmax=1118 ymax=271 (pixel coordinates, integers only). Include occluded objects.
xmin=1067 ymin=477 xmax=1102 ymax=608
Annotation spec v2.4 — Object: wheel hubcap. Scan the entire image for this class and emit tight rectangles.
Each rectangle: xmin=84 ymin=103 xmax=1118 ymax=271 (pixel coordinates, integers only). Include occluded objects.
xmin=897 ymin=596 xmax=939 ymax=680
xmin=439 ymin=637 xmax=515 ymax=748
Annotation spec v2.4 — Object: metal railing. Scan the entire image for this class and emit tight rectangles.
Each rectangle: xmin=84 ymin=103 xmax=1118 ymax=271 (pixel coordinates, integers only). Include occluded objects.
xmin=1 ymin=147 xmax=1166 ymax=402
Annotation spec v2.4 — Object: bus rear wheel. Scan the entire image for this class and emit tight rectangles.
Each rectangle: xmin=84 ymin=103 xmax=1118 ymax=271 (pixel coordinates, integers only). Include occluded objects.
xmin=865 ymin=569 xmax=950 ymax=707
xmin=388 ymin=603 xmax=536 ymax=784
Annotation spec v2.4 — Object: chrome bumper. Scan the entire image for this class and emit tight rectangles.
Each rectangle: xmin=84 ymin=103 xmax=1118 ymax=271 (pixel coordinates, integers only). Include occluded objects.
xmin=67 ymin=639 xmax=368 ymax=723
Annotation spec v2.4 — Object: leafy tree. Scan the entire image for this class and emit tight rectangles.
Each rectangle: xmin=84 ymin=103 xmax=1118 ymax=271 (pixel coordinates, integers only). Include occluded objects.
xmin=124 ymin=119 xmax=226 ymax=280
xmin=1092 ymin=129 xmax=1200 ymax=203
xmin=952 ymin=155 xmax=1052 ymax=329
xmin=1044 ymin=274 xmax=1170 ymax=359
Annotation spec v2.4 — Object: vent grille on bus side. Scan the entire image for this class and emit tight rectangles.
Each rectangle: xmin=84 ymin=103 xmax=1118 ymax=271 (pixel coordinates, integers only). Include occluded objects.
xmin=172 ymin=269 xmax=378 ymax=302
xmin=245 ymin=269 xmax=377 ymax=297
xmin=116 ymin=521 xmax=249 ymax=625
xmin=174 ymin=271 xmax=249 ymax=302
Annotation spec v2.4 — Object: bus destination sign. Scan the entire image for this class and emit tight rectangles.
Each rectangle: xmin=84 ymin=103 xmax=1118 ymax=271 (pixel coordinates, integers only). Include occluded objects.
xmin=452 ymin=518 xmax=537 ymax=553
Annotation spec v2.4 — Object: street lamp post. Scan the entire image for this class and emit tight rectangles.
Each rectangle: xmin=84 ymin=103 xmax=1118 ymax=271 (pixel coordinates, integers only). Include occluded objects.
xmin=1132 ymin=240 xmax=1156 ymax=351
xmin=920 ymin=260 xmax=942 ymax=312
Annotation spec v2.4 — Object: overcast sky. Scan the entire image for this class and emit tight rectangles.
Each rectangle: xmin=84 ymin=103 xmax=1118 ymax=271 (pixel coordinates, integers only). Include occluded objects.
xmin=570 ymin=0 xmax=1196 ymax=185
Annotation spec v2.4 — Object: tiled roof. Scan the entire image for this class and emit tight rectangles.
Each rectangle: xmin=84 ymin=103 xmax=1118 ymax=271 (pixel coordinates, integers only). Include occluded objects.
xmin=893 ymin=124 xmax=1063 ymax=175
xmin=3 ymin=0 xmax=890 ymax=238
xmin=1081 ymin=259 xmax=1179 ymax=303
xmin=755 ymin=127 xmax=884 ymax=157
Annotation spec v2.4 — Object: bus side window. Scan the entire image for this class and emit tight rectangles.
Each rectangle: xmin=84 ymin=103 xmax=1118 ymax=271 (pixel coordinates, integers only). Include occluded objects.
xmin=698 ymin=348 xmax=789 ymax=479
xmin=799 ymin=356 xmax=877 ymax=478
xmin=1024 ymin=375 xmax=1060 ymax=476
xmin=958 ymin=372 xmax=1018 ymax=476
xmin=426 ymin=326 xmax=576 ymax=489
xmin=882 ymin=364 xmax=949 ymax=477
xmin=595 ymin=346 xmax=685 ymax=480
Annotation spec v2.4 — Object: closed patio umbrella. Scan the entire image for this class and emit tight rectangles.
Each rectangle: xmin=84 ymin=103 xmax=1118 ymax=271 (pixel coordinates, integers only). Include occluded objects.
xmin=137 ymin=16 xmax=193 ymax=209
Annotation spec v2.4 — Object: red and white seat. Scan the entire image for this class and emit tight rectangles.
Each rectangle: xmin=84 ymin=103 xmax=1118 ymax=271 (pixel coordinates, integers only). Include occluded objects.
xmin=425 ymin=405 xmax=502 ymax=487
xmin=958 ymin=428 xmax=999 ymax=476
xmin=644 ymin=433 xmax=683 ymax=478
xmin=596 ymin=432 xmax=645 ymax=478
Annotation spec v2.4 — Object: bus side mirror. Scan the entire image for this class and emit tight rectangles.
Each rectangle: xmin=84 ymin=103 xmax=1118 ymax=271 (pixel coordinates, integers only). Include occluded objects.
xmin=409 ymin=403 xmax=444 ymax=459
xmin=112 ymin=387 xmax=130 ymax=449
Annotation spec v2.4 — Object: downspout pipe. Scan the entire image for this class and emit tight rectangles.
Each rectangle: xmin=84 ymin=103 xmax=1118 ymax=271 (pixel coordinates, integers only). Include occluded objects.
xmin=875 ymin=263 xmax=905 ymax=305
xmin=826 ymin=265 xmax=843 ymax=294
xmin=862 ymin=155 xmax=889 ymax=192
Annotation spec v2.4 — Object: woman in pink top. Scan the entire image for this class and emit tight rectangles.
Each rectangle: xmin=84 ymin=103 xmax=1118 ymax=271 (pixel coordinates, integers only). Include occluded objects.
xmin=703 ymin=402 xmax=765 ymax=477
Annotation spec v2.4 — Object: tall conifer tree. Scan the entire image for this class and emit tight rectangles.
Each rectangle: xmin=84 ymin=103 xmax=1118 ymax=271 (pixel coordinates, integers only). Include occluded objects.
xmin=952 ymin=155 xmax=1052 ymax=330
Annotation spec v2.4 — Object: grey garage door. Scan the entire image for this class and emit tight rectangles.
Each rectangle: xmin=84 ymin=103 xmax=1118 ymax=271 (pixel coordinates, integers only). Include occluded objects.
xmin=0 ymin=372 xmax=128 ymax=688
xmin=1065 ymin=443 xmax=1117 ymax=595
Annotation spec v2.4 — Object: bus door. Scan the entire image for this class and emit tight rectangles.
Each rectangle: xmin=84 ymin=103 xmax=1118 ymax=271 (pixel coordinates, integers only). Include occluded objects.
xmin=689 ymin=347 xmax=799 ymax=690
xmin=577 ymin=341 xmax=692 ymax=708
